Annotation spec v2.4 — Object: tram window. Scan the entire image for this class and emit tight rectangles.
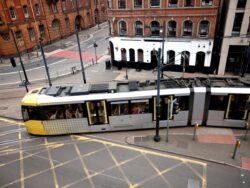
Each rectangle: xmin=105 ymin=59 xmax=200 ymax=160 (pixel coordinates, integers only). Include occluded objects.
xmin=41 ymin=105 xmax=65 ymax=120
xmin=209 ymin=95 xmax=227 ymax=111
xmin=21 ymin=106 xmax=29 ymax=121
xmin=22 ymin=106 xmax=42 ymax=121
xmin=111 ymin=101 xmax=129 ymax=116
xmin=176 ymin=96 xmax=189 ymax=111
xmin=131 ymin=99 xmax=149 ymax=114
xmin=65 ymin=104 xmax=84 ymax=119
xmin=226 ymin=94 xmax=249 ymax=120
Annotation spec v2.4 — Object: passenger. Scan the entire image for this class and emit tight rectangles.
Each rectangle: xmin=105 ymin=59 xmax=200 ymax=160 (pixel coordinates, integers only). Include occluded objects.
xmin=113 ymin=107 xmax=119 ymax=115
xmin=132 ymin=105 xmax=141 ymax=114
xmin=57 ymin=109 xmax=64 ymax=119
xmin=49 ymin=111 xmax=57 ymax=120
xmin=75 ymin=108 xmax=83 ymax=118
xmin=65 ymin=108 xmax=74 ymax=118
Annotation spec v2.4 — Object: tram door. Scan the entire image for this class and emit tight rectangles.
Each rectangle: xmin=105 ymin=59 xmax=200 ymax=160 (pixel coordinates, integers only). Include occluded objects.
xmin=86 ymin=100 xmax=108 ymax=125
xmin=153 ymin=96 xmax=172 ymax=121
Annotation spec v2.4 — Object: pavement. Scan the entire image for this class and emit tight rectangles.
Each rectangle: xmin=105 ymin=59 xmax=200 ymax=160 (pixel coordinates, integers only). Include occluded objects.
xmin=0 ymin=22 xmax=250 ymax=177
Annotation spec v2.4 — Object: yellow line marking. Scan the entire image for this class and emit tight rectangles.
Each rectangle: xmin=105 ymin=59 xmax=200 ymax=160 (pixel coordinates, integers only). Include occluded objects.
xmin=45 ymin=138 xmax=59 ymax=188
xmin=104 ymin=144 xmax=132 ymax=187
xmin=202 ymin=164 xmax=207 ymax=188
xmin=71 ymin=136 xmax=96 ymax=188
xmin=74 ymin=135 xmax=206 ymax=166
xmin=0 ymin=117 xmax=24 ymax=126
xmin=18 ymin=125 xmax=24 ymax=188
xmin=134 ymin=152 xmax=173 ymax=188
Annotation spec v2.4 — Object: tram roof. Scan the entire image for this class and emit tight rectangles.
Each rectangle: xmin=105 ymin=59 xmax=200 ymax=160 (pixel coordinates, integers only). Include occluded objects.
xmin=36 ymin=77 xmax=250 ymax=97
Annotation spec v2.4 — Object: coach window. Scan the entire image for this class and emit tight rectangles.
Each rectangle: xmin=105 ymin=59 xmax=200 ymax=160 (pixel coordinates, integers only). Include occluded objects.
xmin=225 ymin=94 xmax=249 ymax=120
xmin=41 ymin=105 xmax=65 ymax=120
xmin=111 ymin=101 xmax=129 ymax=116
xmin=131 ymin=99 xmax=149 ymax=114
xmin=21 ymin=106 xmax=40 ymax=121
xmin=65 ymin=104 xmax=84 ymax=119
xmin=209 ymin=96 xmax=227 ymax=111
xmin=176 ymin=96 xmax=189 ymax=111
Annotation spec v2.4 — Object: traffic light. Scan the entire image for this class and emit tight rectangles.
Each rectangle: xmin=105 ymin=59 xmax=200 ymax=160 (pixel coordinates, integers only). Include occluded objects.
xmin=10 ymin=57 xmax=16 ymax=67
xmin=93 ymin=42 xmax=98 ymax=48
xmin=172 ymin=99 xmax=179 ymax=115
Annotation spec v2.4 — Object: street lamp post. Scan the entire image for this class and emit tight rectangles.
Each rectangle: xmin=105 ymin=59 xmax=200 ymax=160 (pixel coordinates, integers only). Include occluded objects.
xmin=160 ymin=24 xmax=165 ymax=79
xmin=10 ymin=29 xmax=30 ymax=86
xmin=39 ymin=37 xmax=52 ymax=86
xmin=125 ymin=61 xmax=128 ymax=80
xmin=154 ymin=48 xmax=162 ymax=142
xmin=93 ymin=42 xmax=98 ymax=64
xmin=76 ymin=27 xmax=86 ymax=84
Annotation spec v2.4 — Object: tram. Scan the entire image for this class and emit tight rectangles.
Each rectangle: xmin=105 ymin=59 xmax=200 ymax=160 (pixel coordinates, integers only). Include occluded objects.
xmin=21 ymin=77 xmax=250 ymax=135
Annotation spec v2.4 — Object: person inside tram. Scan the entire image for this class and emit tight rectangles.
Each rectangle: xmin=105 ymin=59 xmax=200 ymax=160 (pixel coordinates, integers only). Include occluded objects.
xmin=65 ymin=107 xmax=75 ymax=118
xmin=75 ymin=107 xmax=83 ymax=118
xmin=49 ymin=110 xmax=57 ymax=120
xmin=132 ymin=104 xmax=141 ymax=114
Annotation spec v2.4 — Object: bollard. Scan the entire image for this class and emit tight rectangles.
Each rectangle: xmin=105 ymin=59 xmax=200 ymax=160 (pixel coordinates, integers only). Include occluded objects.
xmin=232 ymin=139 xmax=241 ymax=159
xmin=244 ymin=122 xmax=250 ymax=140
xmin=193 ymin=122 xmax=199 ymax=141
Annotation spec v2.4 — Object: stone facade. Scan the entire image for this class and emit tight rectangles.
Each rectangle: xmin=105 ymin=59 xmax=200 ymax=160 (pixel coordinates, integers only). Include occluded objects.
xmin=0 ymin=0 xmax=108 ymax=57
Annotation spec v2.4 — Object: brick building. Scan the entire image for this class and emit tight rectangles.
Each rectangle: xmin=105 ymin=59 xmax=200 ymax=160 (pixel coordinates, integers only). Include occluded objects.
xmin=0 ymin=0 xmax=107 ymax=57
xmin=107 ymin=0 xmax=220 ymax=73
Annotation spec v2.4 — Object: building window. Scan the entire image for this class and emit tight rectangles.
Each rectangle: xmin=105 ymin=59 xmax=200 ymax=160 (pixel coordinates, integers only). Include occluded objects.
xmin=150 ymin=21 xmax=160 ymax=36
xmin=65 ymin=18 xmax=70 ymax=28
xmin=119 ymin=21 xmax=127 ymax=36
xmin=183 ymin=20 xmax=192 ymax=37
xmin=135 ymin=21 xmax=143 ymax=36
xmin=118 ymin=0 xmax=126 ymax=9
xmin=49 ymin=4 xmax=58 ymax=13
xmin=134 ymin=0 xmax=142 ymax=8
xmin=52 ymin=19 xmax=60 ymax=30
xmin=39 ymin=25 xmax=46 ymax=38
xmin=121 ymin=48 xmax=127 ymax=61
xmin=185 ymin=0 xmax=194 ymax=7
xmin=86 ymin=0 xmax=89 ymax=7
xmin=138 ymin=49 xmax=143 ymax=62
xmin=169 ymin=0 xmax=178 ymax=7
xmin=201 ymin=0 xmax=212 ymax=6
xmin=77 ymin=0 xmax=82 ymax=7
xmin=199 ymin=20 xmax=209 ymax=37
xmin=23 ymin=5 xmax=29 ymax=18
xmin=95 ymin=0 xmax=98 ymax=5
xmin=61 ymin=0 xmax=66 ymax=11
xmin=9 ymin=7 xmax=17 ymax=20
xmin=167 ymin=50 xmax=175 ymax=64
xmin=150 ymin=0 xmax=160 ymax=7
xmin=168 ymin=20 xmax=176 ymax=37
xmin=15 ymin=31 xmax=22 ymax=39
xmin=232 ymin=13 xmax=244 ymax=36
xmin=70 ymin=0 xmax=75 ymax=8
xmin=107 ymin=0 xmax=112 ymax=9
xmin=0 ymin=17 xmax=4 ymax=25
xmin=129 ymin=49 xmax=135 ymax=61
xmin=237 ymin=0 xmax=246 ymax=9
xmin=28 ymin=28 xmax=35 ymax=41
xmin=181 ymin=51 xmax=190 ymax=65
xmin=34 ymin=4 xmax=40 ymax=16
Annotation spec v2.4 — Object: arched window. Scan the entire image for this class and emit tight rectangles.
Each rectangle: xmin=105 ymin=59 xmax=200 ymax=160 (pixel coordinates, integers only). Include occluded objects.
xmin=150 ymin=21 xmax=160 ymax=36
xmin=138 ymin=49 xmax=143 ymax=62
xmin=135 ymin=21 xmax=143 ymax=36
xmin=52 ymin=19 xmax=60 ymax=30
xmin=34 ymin=4 xmax=40 ymax=16
xmin=168 ymin=20 xmax=176 ymax=37
xmin=167 ymin=50 xmax=175 ymax=64
xmin=129 ymin=49 xmax=135 ymax=61
xmin=9 ymin=7 xmax=17 ymax=20
xmin=196 ymin=51 xmax=206 ymax=67
xmin=121 ymin=48 xmax=127 ymax=61
xmin=183 ymin=20 xmax=192 ymax=37
xmin=65 ymin=18 xmax=70 ymax=28
xmin=23 ymin=5 xmax=29 ymax=18
xmin=119 ymin=21 xmax=127 ymax=36
xmin=199 ymin=21 xmax=209 ymax=37
xmin=181 ymin=51 xmax=190 ymax=65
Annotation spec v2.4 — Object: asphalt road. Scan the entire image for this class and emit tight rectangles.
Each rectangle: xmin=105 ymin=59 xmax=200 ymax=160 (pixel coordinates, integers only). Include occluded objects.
xmin=0 ymin=120 xmax=249 ymax=188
